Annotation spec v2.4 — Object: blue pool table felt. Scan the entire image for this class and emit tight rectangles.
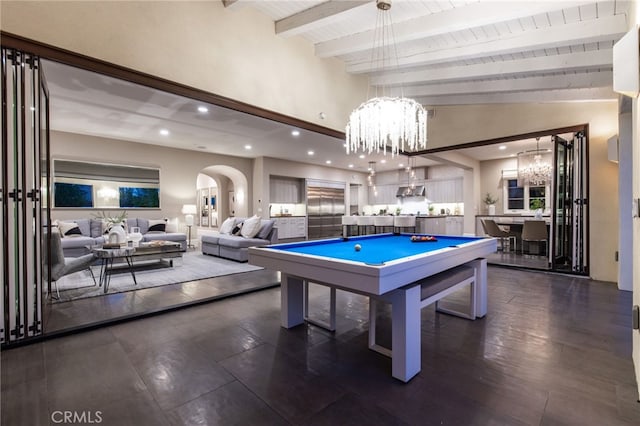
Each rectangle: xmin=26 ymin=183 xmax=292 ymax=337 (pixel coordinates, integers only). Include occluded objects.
xmin=272 ymin=234 xmax=484 ymax=265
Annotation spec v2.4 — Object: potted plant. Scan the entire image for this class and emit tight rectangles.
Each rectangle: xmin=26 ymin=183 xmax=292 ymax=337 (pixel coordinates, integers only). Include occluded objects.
xmin=530 ymin=199 xmax=545 ymax=219
xmin=483 ymin=193 xmax=498 ymax=215
xmin=428 ymin=204 xmax=435 ymax=215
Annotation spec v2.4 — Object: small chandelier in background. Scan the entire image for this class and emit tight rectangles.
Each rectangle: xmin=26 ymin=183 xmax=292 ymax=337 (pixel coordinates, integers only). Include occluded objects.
xmin=345 ymin=0 xmax=428 ymax=158
xmin=367 ymin=161 xmax=378 ymax=196
xmin=517 ymin=137 xmax=552 ymax=186
xmin=406 ymin=156 xmax=416 ymax=189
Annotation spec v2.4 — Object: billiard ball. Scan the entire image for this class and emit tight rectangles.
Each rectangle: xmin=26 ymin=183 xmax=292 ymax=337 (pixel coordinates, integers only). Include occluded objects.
xmin=354 ymin=244 xmax=361 ymax=251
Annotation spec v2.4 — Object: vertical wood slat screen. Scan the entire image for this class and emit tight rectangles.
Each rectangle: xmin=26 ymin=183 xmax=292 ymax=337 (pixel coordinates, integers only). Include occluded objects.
xmin=1 ymin=48 xmax=49 ymax=344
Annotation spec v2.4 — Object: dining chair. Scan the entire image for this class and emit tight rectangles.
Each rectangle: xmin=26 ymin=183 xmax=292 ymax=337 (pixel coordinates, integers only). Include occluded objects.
xmin=481 ymin=219 xmax=517 ymax=252
xmin=44 ymin=230 xmax=97 ymax=299
xmin=356 ymin=215 xmax=375 ymax=235
xmin=521 ymin=220 xmax=549 ymax=256
xmin=373 ymin=215 xmax=394 ymax=233
xmin=393 ymin=215 xmax=417 ymax=233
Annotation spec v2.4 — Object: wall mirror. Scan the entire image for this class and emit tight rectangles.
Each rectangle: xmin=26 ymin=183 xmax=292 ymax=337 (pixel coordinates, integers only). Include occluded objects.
xmin=53 ymin=159 xmax=160 ymax=209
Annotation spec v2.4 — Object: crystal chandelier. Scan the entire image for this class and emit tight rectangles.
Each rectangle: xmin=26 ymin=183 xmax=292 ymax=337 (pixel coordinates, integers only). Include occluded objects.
xmin=517 ymin=137 xmax=552 ymax=186
xmin=345 ymin=0 xmax=428 ymax=158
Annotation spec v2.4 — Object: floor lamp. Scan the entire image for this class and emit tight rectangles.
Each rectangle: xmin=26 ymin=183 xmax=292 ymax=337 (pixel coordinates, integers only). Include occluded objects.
xmin=182 ymin=204 xmax=197 ymax=249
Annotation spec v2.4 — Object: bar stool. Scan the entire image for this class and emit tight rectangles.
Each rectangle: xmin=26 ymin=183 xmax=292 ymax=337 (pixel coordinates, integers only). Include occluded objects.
xmin=373 ymin=215 xmax=394 ymax=234
xmin=356 ymin=215 xmax=375 ymax=235
xmin=341 ymin=215 xmax=358 ymax=237
xmin=393 ymin=215 xmax=416 ymax=233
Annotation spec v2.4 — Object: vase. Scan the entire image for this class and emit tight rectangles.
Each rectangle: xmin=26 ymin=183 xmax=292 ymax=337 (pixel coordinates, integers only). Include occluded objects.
xmin=128 ymin=226 xmax=143 ymax=247
xmin=108 ymin=224 xmax=127 ymax=245
xmin=487 ymin=204 xmax=496 ymax=216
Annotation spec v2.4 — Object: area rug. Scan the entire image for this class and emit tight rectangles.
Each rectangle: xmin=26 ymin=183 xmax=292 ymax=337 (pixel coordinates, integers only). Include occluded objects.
xmin=53 ymin=251 xmax=263 ymax=302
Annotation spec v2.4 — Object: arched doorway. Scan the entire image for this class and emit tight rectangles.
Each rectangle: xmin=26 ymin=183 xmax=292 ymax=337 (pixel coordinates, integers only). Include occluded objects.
xmin=196 ymin=165 xmax=249 ymax=230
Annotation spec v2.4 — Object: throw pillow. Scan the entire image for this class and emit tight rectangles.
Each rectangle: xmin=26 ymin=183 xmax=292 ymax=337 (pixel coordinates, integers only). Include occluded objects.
xmin=57 ymin=221 xmax=82 ymax=238
xmin=147 ymin=219 xmax=166 ymax=233
xmin=219 ymin=217 xmax=235 ymax=234
xmin=241 ymin=215 xmax=262 ymax=238
xmin=256 ymin=220 xmax=275 ymax=240
xmin=232 ymin=222 xmax=244 ymax=236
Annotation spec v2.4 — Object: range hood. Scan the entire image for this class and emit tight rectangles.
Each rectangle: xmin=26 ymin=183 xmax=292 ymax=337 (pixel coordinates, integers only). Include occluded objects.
xmin=396 ymin=185 xmax=426 ymax=197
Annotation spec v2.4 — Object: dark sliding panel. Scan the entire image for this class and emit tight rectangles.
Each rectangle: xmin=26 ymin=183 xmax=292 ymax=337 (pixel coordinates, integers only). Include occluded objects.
xmin=0 ymin=48 xmax=49 ymax=344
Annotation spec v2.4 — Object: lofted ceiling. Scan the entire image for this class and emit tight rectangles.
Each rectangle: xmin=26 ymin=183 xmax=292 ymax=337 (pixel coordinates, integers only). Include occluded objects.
xmin=241 ymin=0 xmax=628 ymax=105
xmin=44 ymin=0 xmax=628 ymax=174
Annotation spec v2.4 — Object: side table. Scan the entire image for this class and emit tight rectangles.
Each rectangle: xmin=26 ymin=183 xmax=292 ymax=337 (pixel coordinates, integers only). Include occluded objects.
xmin=91 ymin=246 xmax=137 ymax=293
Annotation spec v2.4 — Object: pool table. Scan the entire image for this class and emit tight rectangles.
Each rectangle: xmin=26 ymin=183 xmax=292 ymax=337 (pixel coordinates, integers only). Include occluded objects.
xmin=248 ymin=233 xmax=497 ymax=382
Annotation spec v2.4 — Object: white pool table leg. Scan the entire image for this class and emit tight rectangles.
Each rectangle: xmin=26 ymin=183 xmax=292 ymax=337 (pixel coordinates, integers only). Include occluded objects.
xmin=281 ymin=273 xmax=305 ymax=328
xmin=468 ymin=258 xmax=488 ymax=318
xmin=390 ymin=284 xmax=421 ymax=382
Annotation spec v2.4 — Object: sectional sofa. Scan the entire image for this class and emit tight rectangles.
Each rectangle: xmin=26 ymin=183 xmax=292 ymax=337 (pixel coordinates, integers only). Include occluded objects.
xmin=55 ymin=217 xmax=187 ymax=257
xmin=201 ymin=217 xmax=278 ymax=262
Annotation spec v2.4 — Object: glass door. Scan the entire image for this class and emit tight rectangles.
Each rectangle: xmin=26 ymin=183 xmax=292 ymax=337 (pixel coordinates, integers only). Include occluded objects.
xmin=551 ymin=132 xmax=588 ymax=274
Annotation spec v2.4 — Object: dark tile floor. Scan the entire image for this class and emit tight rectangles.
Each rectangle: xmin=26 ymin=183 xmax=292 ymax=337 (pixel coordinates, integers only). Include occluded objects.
xmin=3 ymin=267 xmax=640 ymax=425
xmin=43 ymin=269 xmax=281 ymax=333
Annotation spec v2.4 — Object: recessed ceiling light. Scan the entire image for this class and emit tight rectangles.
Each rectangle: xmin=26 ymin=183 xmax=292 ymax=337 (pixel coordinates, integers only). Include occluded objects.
xmin=197 ymin=106 xmax=209 ymax=113
xmin=244 ymin=145 xmax=252 ymax=150
xmin=510 ymin=154 xmax=516 ymax=157
xmin=159 ymin=129 xmax=169 ymax=136
xmin=359 ymin=154 xmax=365 ymax=159
xmin=325 ymin=160 xmax=332 ymax=164
xmin=380 ymin=159 xmax=386 ymax=164
xmin=291 ymin=130 xmax=300 ymax=137
xmin=547 ymin=149 xmax=552 ymax=152
xmin=398 ymin=163 xmax=404 ymax=168
xmin=499 ymin=145 xmax=507 ymax=150
xmin=348 ymin=164 xmax=354 ymax=168
xmin=308 ymin=150 xmax=314 ymax=156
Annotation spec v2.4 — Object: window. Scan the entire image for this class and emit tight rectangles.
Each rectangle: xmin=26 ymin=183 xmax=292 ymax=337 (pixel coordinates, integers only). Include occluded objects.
xmin=503 ymin=179 xmax=549 ymax=213
xmin=506 ymin=179 xmax=524 ymax=210
xmin=529 ymin=185 xmax=546 ymax=210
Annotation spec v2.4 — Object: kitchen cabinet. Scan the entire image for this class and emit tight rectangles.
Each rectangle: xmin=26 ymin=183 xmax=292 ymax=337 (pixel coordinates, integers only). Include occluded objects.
xmin=424 ymin=178 xmax=463 ymax=203
xmin=368 ymin=184 xmax=398 ymax=205
xmin=270 ymin=177 xmax=303 ymax=203
xmin=273 ymin=217 xmax=306 ymax=239
xmin=419 ymin=216 xmax=463 ymax=235
xmin=418 ymin=217 xmax=446 ymax=234
xmin=445 ymin=216 xmax=464 ymax=235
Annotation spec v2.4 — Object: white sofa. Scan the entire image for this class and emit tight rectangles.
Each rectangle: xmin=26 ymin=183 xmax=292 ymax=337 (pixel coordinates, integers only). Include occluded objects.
xmin=201 ymin=217 xmax=278 ymax=262
xmin=56 ymin=218 xmax=187 ymax=257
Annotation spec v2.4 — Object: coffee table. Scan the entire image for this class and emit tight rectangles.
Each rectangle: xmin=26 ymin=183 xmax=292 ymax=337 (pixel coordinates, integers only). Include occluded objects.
xmin=91 ymin=241 xmax=183 ymax=292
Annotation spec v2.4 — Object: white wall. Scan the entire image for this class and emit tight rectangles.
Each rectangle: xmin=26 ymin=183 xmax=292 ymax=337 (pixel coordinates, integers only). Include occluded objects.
xmin=50 ymin=131 xmax=252 ymax=223
xmin=0 ymin=1 xmax=367 ymax=132
xmin=254 ymin=157 xmax=368 ymax=217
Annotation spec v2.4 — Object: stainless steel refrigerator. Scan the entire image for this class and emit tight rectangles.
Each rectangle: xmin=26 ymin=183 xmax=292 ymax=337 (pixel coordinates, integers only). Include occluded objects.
xmin=307 ymin=184 xmax=345 ymax=239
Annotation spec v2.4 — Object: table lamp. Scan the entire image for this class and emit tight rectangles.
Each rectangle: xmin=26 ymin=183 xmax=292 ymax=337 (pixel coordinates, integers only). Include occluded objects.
xmin=181 ymin=204 xmax=197 ymax=248
xmin=181 ymin=204 xmax=197 ymax=226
